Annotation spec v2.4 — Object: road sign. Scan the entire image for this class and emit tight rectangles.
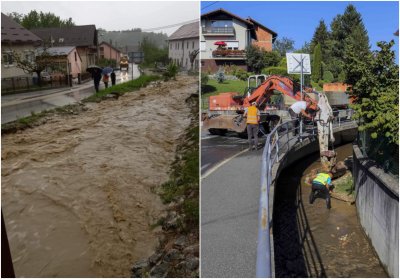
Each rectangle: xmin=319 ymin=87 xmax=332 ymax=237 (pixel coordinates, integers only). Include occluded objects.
xmin=286 ymin=53 xmax=311 ymax=74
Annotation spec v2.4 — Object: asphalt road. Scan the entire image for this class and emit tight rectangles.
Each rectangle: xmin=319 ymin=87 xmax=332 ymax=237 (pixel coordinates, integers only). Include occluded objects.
xmin=201 ymin=129 xmax=256 ymax=176
xmin=200 ymin=126 xmax=268 ymax=277
xmin=201 ymin=146 xmax=264 ymax=277
xmin=2 ymin=64 xmax=140 ymax=124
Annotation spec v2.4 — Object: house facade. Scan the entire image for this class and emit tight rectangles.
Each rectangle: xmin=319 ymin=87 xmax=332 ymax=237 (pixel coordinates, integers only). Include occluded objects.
xmin=31 ymin=25 xmax=98 ymax=72
xmin=37 ymin=46 xmax=83 ymax=78
xmin=1 ymin=13 xmax=43 ymax=79
xmin=201 ymin=9 xmax=277 ymax=72
xmin=168 ymin=21 xmax=199 ymax=71
xmin=99 ymin=41 xmax=121 ymax=63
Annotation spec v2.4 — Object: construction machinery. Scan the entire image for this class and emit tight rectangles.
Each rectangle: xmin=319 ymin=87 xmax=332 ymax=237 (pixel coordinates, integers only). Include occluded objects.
xmin=203 ymin=74 xmax=338 ymax=171
xmin=120 ymin=56 xmax=129 ymax=71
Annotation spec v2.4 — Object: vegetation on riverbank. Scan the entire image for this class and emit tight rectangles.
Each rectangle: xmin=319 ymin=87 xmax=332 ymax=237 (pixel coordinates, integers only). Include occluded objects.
xmin=83 ymin=75 xmax=160 ymax=102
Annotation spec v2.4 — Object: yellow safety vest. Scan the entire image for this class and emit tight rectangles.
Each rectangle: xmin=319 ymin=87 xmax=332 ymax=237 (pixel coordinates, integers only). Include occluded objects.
xmin=313 ymin=173 xmax=330 ymax=185
xmin=247 ymin=106 xmax=258 ymax=124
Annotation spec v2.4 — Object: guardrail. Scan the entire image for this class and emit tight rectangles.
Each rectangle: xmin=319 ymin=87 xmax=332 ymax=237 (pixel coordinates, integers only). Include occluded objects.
xmin=256 ymin=109 xmax=355 ymax=277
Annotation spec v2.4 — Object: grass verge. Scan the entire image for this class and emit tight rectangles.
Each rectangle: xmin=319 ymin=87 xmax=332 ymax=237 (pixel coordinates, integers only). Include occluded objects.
xmin=160 ymin=94 xmax=199 ymax=230
xmin=201 ymin=79 xmax=246 ymax=109
xmin=83 ymin=75 xmax=160 ymax=102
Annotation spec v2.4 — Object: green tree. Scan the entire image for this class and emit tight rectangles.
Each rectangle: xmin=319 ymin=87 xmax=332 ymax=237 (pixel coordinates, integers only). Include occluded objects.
xmin=328 ymin=4 xmax=370 ymax=77
xmin=140 ymin=37 xmax=169 ymax=66
xmin=273 ymin=37 xmax=295 ymax=56
xmin=263 ymin=50 xmax=281 ymax=68
xmin=310 ymin=19 xmax=330 ymax=57
xmin=344 ymin=40 xmax=398 ymax=144
xmin=246 ymin=45 xmax=266 ymax=74
xmin=323 ymin=71 xmax=334 ymax=82
xmin=14 ymin=10 xmax=75 ymax=29
xmin=312 ymin=43 xmax=323 ymax=82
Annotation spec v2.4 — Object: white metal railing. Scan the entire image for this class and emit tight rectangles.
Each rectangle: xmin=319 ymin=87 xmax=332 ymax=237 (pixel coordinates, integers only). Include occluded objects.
xmin=256 ymin=109 xmax=355 ymax=277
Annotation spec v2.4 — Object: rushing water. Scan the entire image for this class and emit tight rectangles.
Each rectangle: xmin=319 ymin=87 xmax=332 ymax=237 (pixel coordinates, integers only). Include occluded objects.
xmin=273 ymin=143 xmax=387 ymax=278
xmin=1 ymin=76 xmax=197 ymax=277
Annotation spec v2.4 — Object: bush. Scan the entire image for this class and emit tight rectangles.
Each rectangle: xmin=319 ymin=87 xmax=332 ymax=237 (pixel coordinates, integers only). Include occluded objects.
xmin=201 ymin=73 xmax=209 ymax=91
xmin=215 ymin=70 xmax=225 ymax=83
xmin=234 ymin=68 xmax=249 ymax=80
xmin=163 ymin=63 xmax=178 ymax=81
xmin=323 ymin=71 xmax=334 ymax=82
xmin=262 ymin=66 xmax=287 ymax=76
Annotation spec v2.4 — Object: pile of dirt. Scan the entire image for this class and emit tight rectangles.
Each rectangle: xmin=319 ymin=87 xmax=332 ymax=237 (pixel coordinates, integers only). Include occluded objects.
xmin=1 ymin=75 xmax=198 ymax=277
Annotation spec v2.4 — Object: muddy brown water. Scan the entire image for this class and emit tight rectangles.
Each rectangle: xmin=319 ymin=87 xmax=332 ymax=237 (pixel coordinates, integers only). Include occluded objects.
xmin=273 ymin=143 xmax=387 ymax=278
xmin=1 ymin=76 xmax=198 ymax=277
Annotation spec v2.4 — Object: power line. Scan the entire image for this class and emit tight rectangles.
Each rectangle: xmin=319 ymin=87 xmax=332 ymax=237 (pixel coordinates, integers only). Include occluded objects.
xmin=141 ymin=19 xmax=199 ymax=32
xmin=201 ymin=1 xmax=219 ymax=10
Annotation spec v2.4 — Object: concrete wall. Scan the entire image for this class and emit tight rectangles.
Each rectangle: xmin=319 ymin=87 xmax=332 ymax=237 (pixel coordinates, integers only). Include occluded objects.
xmin=353 ymin=144 xmax=399 ymax=277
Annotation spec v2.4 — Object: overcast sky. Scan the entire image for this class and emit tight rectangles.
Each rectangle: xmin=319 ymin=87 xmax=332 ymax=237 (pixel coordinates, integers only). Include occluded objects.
xmin=1 ymin=1 xmax=199 ymax=35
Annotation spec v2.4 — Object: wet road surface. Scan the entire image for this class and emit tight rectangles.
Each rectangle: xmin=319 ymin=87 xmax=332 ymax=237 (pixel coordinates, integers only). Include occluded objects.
xmin=2 ymin=64 xmax=140 ymax=124
xmin=201 ymin=129 xmax=264 ymax=175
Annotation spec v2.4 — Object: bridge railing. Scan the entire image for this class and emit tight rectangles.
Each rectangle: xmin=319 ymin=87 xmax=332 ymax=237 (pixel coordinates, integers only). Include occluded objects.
xmin=256 ymin=109 xmax=355 ymax=277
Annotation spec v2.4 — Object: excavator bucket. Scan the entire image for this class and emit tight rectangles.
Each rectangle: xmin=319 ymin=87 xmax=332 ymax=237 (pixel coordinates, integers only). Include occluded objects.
xmin=203 ymin=114 xmax=247 ymax=133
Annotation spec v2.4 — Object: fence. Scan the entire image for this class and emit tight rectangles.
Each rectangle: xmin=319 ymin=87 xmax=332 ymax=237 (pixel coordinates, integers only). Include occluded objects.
xmin=256 ymin=109 xmax=355 ymax=277
xmin=1 ymin=73 xmax=93 ymax=95
xmin=357 ymin=129 xmax=399 ymax=179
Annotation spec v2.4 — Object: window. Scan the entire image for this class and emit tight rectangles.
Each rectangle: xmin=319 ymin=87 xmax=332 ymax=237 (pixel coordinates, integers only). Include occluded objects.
xmin=226 ymin=41 xmax=239 ymax=50
xmin=100 ymin=47 xmax=104 ymax=51
xmin=74 ymin=52 xmax=77 ymax=61
xmin=182 ymin=41 xmax=184 ymax=50
xmin=59 ymin=38 xmax=64 ymax=43
xmin=2 ymin=52 xmax=14 ymax=66
xmin=187 ymin=41 xmax=189 ymax=49
xmin=23 ymin=50 xmax=34 ymax=63
xmin=211 ymin=20 xmax=233 ymax=28
xmin=200 ymin=41 xmax=206 ymax=51
xmin=192 ymin=41 xmax=195 ymax=49
xmin=170 ymin=43 xmax=172 ymax=50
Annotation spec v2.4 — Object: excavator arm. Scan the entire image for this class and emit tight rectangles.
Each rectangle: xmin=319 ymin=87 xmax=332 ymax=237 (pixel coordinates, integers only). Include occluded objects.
xmin=204 ymin=75 xmax=337 ymax=169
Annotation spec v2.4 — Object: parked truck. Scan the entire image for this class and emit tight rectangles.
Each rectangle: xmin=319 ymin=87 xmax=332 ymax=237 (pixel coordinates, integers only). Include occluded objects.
xmin=120 ymin=56 xmax=129 ymax=71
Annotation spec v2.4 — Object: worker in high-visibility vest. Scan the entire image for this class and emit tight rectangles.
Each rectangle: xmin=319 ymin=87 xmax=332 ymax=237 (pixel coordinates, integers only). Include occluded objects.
xmin=243 ymin=102 xmax=260 ymax=150
xmin=310 ymin=171 xmax=333 ymax=209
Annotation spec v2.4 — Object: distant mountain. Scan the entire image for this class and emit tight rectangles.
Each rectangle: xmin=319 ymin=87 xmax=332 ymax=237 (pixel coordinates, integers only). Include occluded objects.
xmin=98 ymin=28 xmax=168 ymax=52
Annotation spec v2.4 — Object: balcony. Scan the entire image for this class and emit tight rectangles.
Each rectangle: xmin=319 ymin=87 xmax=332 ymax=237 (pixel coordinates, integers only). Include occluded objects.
xmin=212 ymin=49 xmax=246 ymax=59
xmin=202 ymin=27 xmax=235 ymax=36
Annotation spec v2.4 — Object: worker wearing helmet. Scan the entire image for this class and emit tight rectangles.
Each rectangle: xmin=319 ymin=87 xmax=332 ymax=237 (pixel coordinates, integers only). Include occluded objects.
xmin=310 ymin=171 xmax=333 ymax=209
xmin=289 ymin=97 xmax=313 ymax=136
xmin=244 ymin=102 xmax=260 ymax=150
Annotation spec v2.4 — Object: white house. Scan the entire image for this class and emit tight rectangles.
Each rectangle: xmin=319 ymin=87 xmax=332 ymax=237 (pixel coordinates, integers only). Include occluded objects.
xmin=168 ymin=21 xmax=199 ymax=71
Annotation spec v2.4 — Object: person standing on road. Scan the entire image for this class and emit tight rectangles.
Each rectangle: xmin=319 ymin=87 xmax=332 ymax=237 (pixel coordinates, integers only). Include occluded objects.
xmin=111 ymin=70 xmax=116 ymax=86
xmin=93 ymin=69 xmax=102 ymax=92
xmin=243 ymin=101 xmax=260 ymax=150
xmin=309 ymin=171 xmax=333 ymax=209
xmin=103 ymin=74 xmax=109 ymax=89
xmin=288 ymin=97 xmax=313 ymax=136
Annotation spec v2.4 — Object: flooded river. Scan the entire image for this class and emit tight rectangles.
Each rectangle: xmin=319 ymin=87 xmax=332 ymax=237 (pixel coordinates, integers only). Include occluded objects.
xmin=1 ymin=76 xmax=198 ymax=277
xmin=273 ymin=143 xmax=387 ymax=277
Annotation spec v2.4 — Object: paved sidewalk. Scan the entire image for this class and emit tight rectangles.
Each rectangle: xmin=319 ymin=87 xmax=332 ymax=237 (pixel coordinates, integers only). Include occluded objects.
xmin=201 ymin=147 xmax=264 ymax=278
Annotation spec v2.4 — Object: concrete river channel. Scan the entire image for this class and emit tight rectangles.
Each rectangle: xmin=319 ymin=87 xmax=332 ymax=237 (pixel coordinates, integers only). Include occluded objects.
xmin=273 ymin=143 xmax=387 ymax=277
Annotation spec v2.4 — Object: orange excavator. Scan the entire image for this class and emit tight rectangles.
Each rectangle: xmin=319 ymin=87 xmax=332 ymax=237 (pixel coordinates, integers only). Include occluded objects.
xmin=203 ymin=74 xmax=337 ymax=169
xmin=204 ymin=74 xmax=319 ymax=134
